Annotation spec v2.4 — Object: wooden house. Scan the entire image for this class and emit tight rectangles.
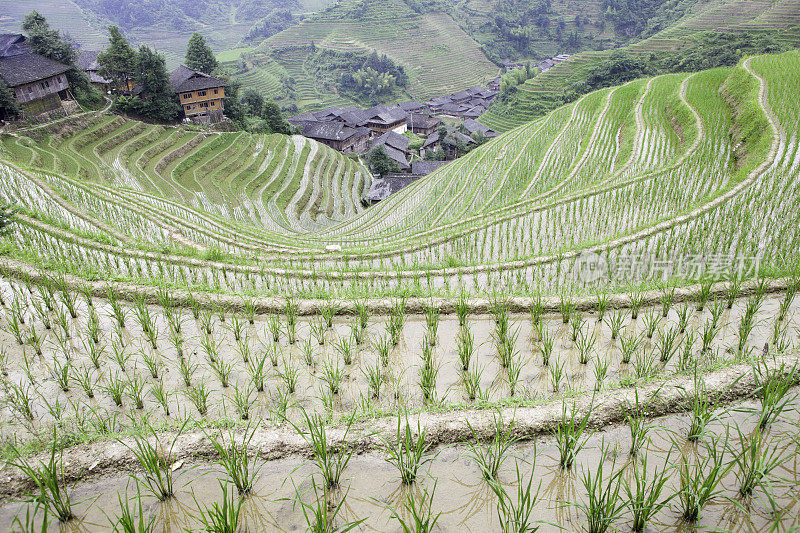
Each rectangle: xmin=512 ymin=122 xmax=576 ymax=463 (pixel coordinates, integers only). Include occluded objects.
xmin=170 ymin=65 xmax=226 ymax=120
xmin=0 ymin=34 xmax=71 ymax=117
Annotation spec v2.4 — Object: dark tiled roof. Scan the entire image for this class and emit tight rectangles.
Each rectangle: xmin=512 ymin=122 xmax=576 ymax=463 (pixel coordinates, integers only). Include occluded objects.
xmin=302 ymin=121 xmax=368 ymax=142
xmin=462 ymin=118 xmax=496 ymax=136
xmin=372 ymin=130 xmax=410 ymax=153
xmin=0 ymin=34 xmax=26 ymax=58
xmin=398 ymin=100 xmax=424 ymax=112
xmin=365 ymin=105 xmax=408 ymax=125
xmin=409 ymin=113 xmax=440 ymax=130
xmin=0 ymin=49 xmax=71 ymax=87
xmin=411 ymin=160 xmax=447 ymax=175
xmin=77 ymin=49 xmax=100 ymax=71
xmin=422 ymin=132 xmax=440 ymax=149
xmin=379 ymin=144 xmax=410 ymax=170
xmin=365 ymin=174 xmax=421 ymax=202
xmin=169 ymin=64 xmax=225 ymax=93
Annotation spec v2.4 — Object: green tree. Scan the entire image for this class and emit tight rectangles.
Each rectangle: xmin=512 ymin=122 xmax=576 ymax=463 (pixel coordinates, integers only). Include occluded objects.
xmin=261 ymin=100 xmax=291 ymax=135
xmin=0 ymin=81 xmax=21 ymax=120
xmin=185 ymin=32 xmax=217 ymax=74
xmin=98 ymin=26 xmax=136 ymax=92
xmin=22 ymin=11 xmax=103 ymax=108
xmin=368 ymin=145 xmax=399 ymax=177
xmin=130 ymin=45 xmax=181 ymax=122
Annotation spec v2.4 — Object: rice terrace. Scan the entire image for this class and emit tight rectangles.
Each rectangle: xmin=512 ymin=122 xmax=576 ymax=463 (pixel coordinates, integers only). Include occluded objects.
xmin=1 ymin=1 xmax=800 ymax=531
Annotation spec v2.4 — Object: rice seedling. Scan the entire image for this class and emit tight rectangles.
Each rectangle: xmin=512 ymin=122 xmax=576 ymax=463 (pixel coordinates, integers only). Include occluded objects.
xmin=462 ymin=363 xmax=486 ymax=401
xmin=593 ymin=355 xmax=610 ymax=392
xmin=388 ymin=481 xmax=440 ymax=533
xmin=642 ymin=310 xmax=659 ymax=339
xmin=334 ymin=335 xmax=354 ymax=366
xmin=285 ymin=298 xmax=298 ymax=344
xmin=356 ymin=299 xmax=369 ymax=331
xmin=620 ymin=333 xmax=642 ymax=365
xmin=419 ymin=344 xmax=438 ymax=403
xmin=363 ymin=357 xmax=384 ymax=399
xmin=595 ymin=291 xmax=609 ymax=322
xmin=59 ymin=287 xmax=78 ymax=319
xmin=277 ymin=355 xmax=300 ymax=394
xmin=550 ymin=356 xmax=565 ymax=392
xmin=190 ymin=481 xmax=243 ymax=533
xmin=320 ymin=359 xmax=343 ymax=395
xmin=559 ymin=294 xmax=573 ymax=324
xmin=292 ymin=476 xmax=363 ymax=533
xmin=105 ymin=372 xmax=126 ymax=407
xmin=50 ymin=358 xmax=71 ymax=392
xmin=575 ymin=443 xmax=625 ymax=533
xmin=7 ymin=312 xmax=25 ymax=345
xmin=425 ymin=305 xmax=440 ymax=346
xmin=657 ymin=326 xmax=679 ymax=363
xmin=150 ymin=380 xmax=170 ymax=416
xmin=271 ymin=385 xmax=292 ymax=421
xmin=8 ymin=435 xmax=75 ymax=522
xmin=555 ymin=400 xmax=593 ymax=469
xmin=388 ymin=299 xmax=406 ymax=345
xmin=736 ymin=312 xmax=757 ymax=357
xmin=633 ymin=348 xmax=658 ymax=380
xmin=489 ymin=458 xmax=542 ymax=533
xmin=677 ymin=304 xmax=691 ymax=333
xmin=700 ymin=319 xmax=717 ymax=355
xmin=349 ymin=317 xmax=365 ymax=346
xmin=109 ymin=484 xmax=154 ymax=533
xmin=199 ymin=309 xmax=214 ymax=336
xmin=127 ymin=373 xmax=146 ymax=409
xmin=570 ymin=311 xmax=584 ymax=343
xmin=73 ymin=365 xmax=96 ymax=399
xmin=321 ymin=301 xmax=337 ymax=329
xmin=624 ymin=390 xmax=650 ymax=457
xmin=507 ymin=352 xmax=524 ymax=397
xmin=751 ymin=360 xmax=797 ymax=430
xmin=177 ymin=353 xmax=198 ymax=388
xmin=726 ymin=276 xmax=743 ymax=309
xmin=497 ymin=327 xmax=520 ymax=368
xmin=266 ymin=314 xmax=281 ymax=342
xmin=457 ymin=325 xmax=474 ymax=371
xmin=301 ymin=337 xmax=315 ymax=366
xmin=709 ymin=298 xmax=726 ymax=330
xmin=608 ymin=311 xmax=626 ymax=340
xmin=576 ymin=330 xmax=595 ymax=364
xmin=466 ymin=412 xmax=520 ymax=481
xmin=207 ymin=426 xmax=261 ymax=494
xmin=311 ymin=318 xmax=326 ymax=345
xmin=455 ymin=291 xmax=469 ymax=326
xmin=292 ymin=410 xmax=357 ymax=489
xmin=0 ymin=347 xmax=8 ymax=377
xmin=678 ymin=331 xmax=696 ymax=372
xmin=184 ymin=380 xmax=211 ymax=416
xmin=696 ymin=279 xmax=714 ymax=311
xmin=26 ymin=323 xmax=44 ymax=357
xmin=660 ymin=284 xmax=675 ymax=317
xmin=778 ymin=290 xmax=795 ymax=323
xmin=381 ymin=414 xmax=434 ymax=484
xmin=140 ymin=350 xmax=160 ymax=379
xmin=247 ymin=350 xmax=268 ymax=392
xmin=677 ymin=435 xmax=730 ymax=522
xmin=231 ymin=382 xmax=256 ymax=420
xmin=539 ymin=328 xmax=553 ymax=366
xmin=629 ymin=290 xmax=645 ymax=320
xmin=123 ymin=421 xmax=188 ymax=501
xmin=3 ymin=380 xmax=35 ymax=421
xmin=375 ymin=334 xmax=391 ymax=367
xmin=53 ymin=307 xmax=70 ymax=340
xmin=209 ymin=354 xmax=233 ymax=389
xmin=729 ymin=424 xmax=786 ymax=497
xmin=624 ymin=451 xmax=674 ymax=532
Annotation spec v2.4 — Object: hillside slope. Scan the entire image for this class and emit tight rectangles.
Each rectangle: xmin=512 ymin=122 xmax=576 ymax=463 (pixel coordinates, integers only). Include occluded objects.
xmin=480 ymin=0 xmax=800 ymax=132
xmin=1 ymin=50 xmax=798 ymax=299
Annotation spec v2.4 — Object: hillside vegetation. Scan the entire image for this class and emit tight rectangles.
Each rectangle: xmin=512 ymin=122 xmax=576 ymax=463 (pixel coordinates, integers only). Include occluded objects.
xmin=0 ymin=50 xmax=798 ymax=300
xmin=480 ymin=0 xmax=800 ymax=131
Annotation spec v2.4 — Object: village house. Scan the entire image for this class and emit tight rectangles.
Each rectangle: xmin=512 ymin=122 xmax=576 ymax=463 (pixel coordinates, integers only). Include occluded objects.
xmin=77 ymin=50 xmax=111 ymax=92
xmin=170 ymin=65 xmax=226 ymax=121
xmin=363 ymin=105 xmax=408 ymax=134
xmin=398 ymin=100 xmax=425 ymax=114
xmin=461 ymin=118 xmax=498 ymax=139
xmin=298 ymin=121 xmax=370 ymax=153
xmin=409 ymin=113 xmax=441 ymax=137
xmin=371 ymin=130 xmax=411 ymax=171
xmin=0 ymin=33 xmax=71 ymax=118
xmin=421 ymin=128 xmax=475 ymax=159
xmin=363 ymin=173 xmax=422 ymax=205
xmin=411 ymin=160 xmax=447 ymax=176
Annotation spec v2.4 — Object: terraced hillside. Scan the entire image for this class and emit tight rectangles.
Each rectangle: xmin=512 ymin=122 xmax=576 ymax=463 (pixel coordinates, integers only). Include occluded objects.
xmin=0 ymin=120 xmax=371 ymax=235
xmin=480 ymin=0 xmax=800 ymax=132
xmin=239 ymin=0 xmax=497 ymax=109
xmin=0 ymin=50 xmax=799 ymax=533
xmin=0 ymin=50 xmax=798 ymax=300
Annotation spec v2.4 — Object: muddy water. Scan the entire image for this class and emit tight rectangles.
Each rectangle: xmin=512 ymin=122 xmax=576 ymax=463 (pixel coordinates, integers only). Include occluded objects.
xmin=1 ymin=395 xmax=799 ymax=531
xmin=0 ymin=279 xmax=798 ymax=441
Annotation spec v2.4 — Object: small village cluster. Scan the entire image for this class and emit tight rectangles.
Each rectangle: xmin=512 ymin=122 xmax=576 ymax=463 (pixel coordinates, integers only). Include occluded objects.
xmin=0 ymin=33 xmax=227 ymax=123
